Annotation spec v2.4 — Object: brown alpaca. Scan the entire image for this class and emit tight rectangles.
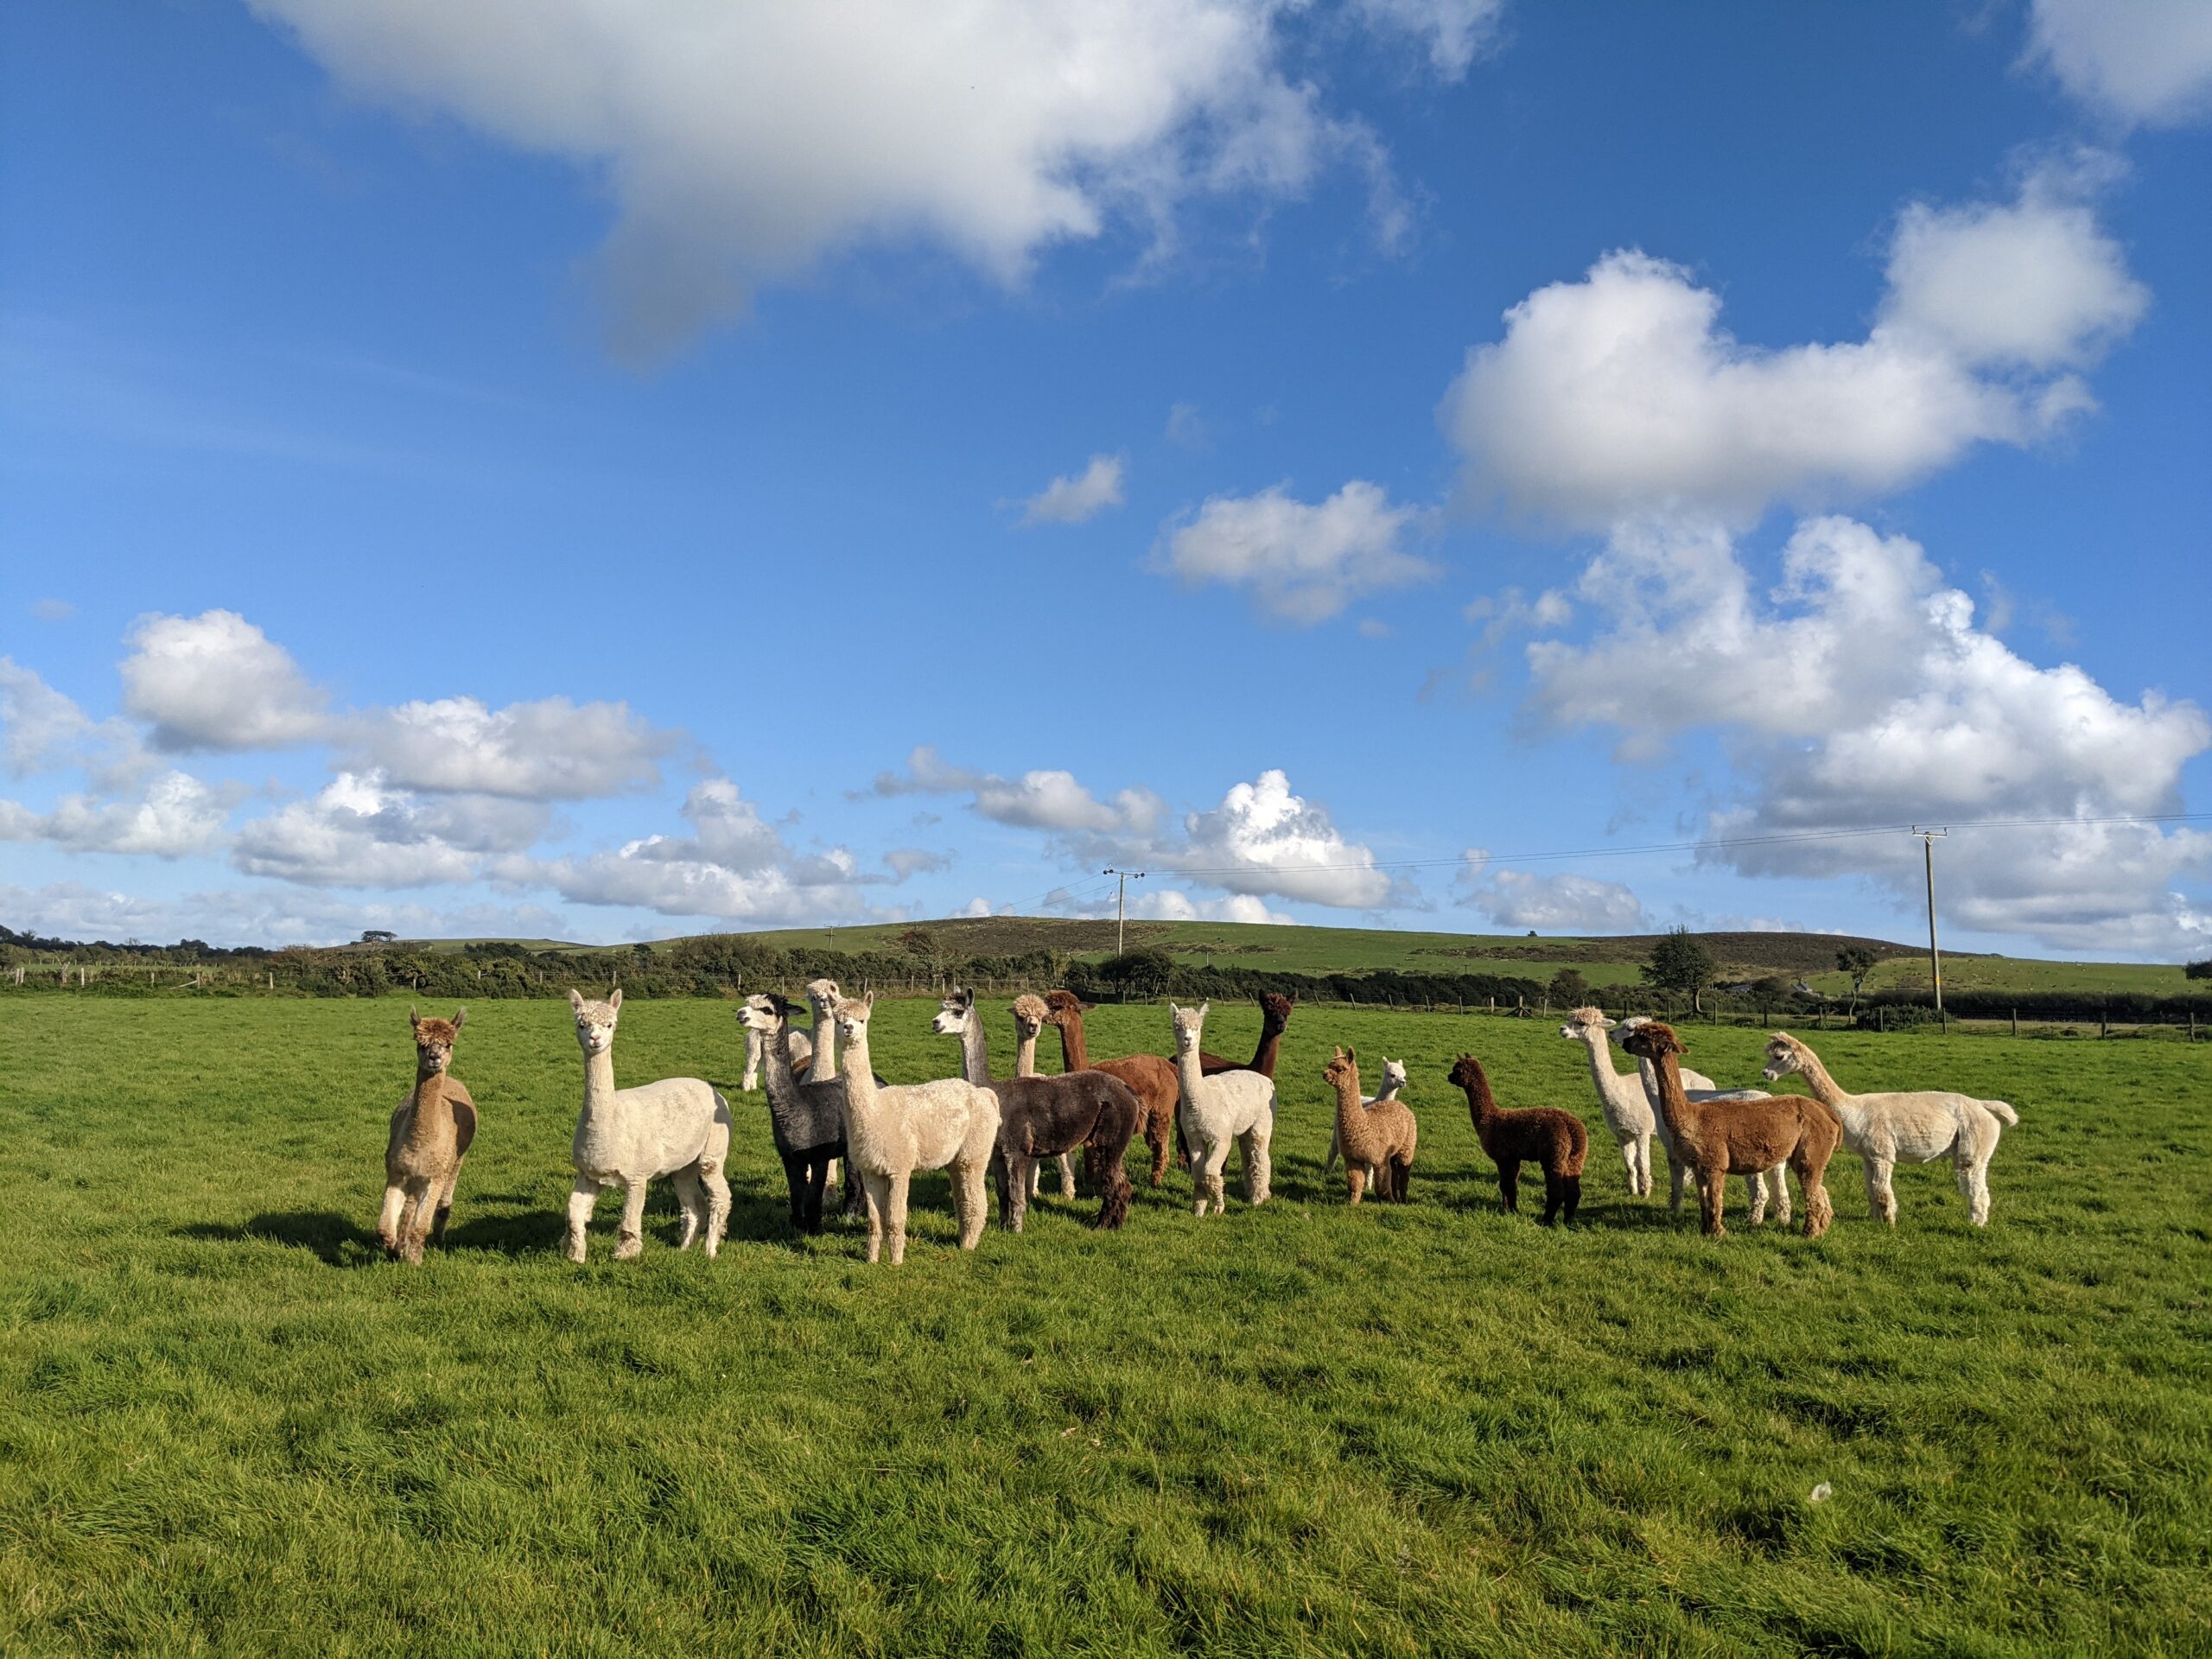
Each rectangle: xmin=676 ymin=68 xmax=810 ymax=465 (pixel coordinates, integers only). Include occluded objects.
xmin=1447 ymin=1053 xmax=1586 ymax=1224
xmin=1621 ymin=1022 xmax=1837 ymax=1240
xmin=1199 ymin=991 xmax=1294 ymax=1077
xmin=1323 ymin=1046 xmax=1416 ymax=1204
xmin=378 ymin=1008 xmax=478 ymax=1264
xmin=1039 ymin=990 xmax=1179 ymax=1185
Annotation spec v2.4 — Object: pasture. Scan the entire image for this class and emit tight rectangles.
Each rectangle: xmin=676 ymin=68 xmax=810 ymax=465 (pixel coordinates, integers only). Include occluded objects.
xmin=2 ymin=995 xmax=2207 ymax=1656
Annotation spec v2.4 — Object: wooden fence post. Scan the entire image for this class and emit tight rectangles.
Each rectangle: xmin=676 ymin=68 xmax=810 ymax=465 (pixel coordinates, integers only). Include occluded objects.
xmin=2011 ymin=1008 xmax=2018 ymax=1037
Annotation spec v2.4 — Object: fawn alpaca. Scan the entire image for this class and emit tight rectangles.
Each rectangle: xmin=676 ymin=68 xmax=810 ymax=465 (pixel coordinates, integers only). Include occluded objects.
xmin=378 ymin=1007 xmax=478 ymax=1264
xmin=1169 ymin=1001 xmax=1275 ymax=1216
xmin=1612 ymin=1013 xmax=1788 ymax=1223
xmin=1039 ymin=990 xmax=1179 ymax=1185
xmin=1763 ymin=1033 xmax=2018 ymax=1226
xmin=1324 ymin=1047 xmax=1415 ymax=1203
xmin=1449 ymin=1053 xmax=1587 ymax=1224
xmin=1325 ymin=1055 xmax=1408 ymax=1182
xmin=1623 ymin=1022 xmax=1837 ymax=1239
xmin=564 ymin=988 xmax=733 ymax=1262
xmin=834 ymin=994 xmax=1001 ymax=1265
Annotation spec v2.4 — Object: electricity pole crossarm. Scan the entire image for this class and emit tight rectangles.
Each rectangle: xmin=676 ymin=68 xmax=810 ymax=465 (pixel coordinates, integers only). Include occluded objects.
xmin=1102 ymin=868 xmax=1145 ymax=957
xmin=1910 ymin=827 xmax=1948 ymax=1016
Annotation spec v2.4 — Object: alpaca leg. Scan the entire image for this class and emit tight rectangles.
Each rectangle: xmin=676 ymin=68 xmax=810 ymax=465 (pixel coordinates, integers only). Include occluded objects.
xmin=885 ymin=1170 xmax=912 ymax=1266
xmin=565 ymin=1176 xmax=601 ymax=1262
xmin=1057 ymin=1153 xmax=1077 ymax=1200
xmin=1144 ymin=1108 xmax=1171 ymax=1185
xmin=781 ymin=1154 xmax=809 ymax=1230
xmin=1667 ymin=1151 xmax=1688 ymax=1213
xmin=861 ymin=1169 xmax=891 ymax=1263
xmin=614 ymin=1178 xmax=649 ymax=1260
xmin=1866 ymin=1157 xmax=1897 ymax=1226
xmin=1243 ymin=1122 xmax=1272 ymax=1206
xmin=430 ymin=1157 xmax=464 ymax=1248
xmin=1959 ymin=1149 xmax=1993 ymax=1226
xmin=378 ymin=1181 xmax=407 ymax=1258
xmin=671 ymin=1166 xmax=704 ymax=1251
xmin=842 ymin=1158 xmax=868 ymax=1220
xmin=1699 ymin=1167 xmax=1727 ymax=1238
xmin=1618 ymin=1141 xmax=1638 ymax=1196
xmin=1348 ymin=1164 xmax=1367 ymax=1205
xmin=1796 ymin=1153 xmax=1834 ymax=1239
xmin=1390 ymin=1154 xmax=1413 ymax=1204
xmin=1093 ymin=1145 xmax=1132 ymax=1230
xmin=1745 ymin=1171 xmax=1768 ymax=1227
xmin=702 ymin=1162 xmax=731 ymax=1257
xmin=1028 ymin=1160 xmax=1043 ymax=1198
xmin=800 ymin=1156 xmax=830 ymax=1234
xmin=956 ymin=1161 xmax=991 ymax=1250
xmin=1196 ymin=1139 xmax=1230 ymax=1217
xmin=398 ymin=1177 xmax=436 ymax=1265
xmin=1496 ymin=1163 xmax=1520 ymax=1215
xmin=1633 ymin=1135 xmax=1653 ymax=1198
xmin=1769 ymin=1166 xmax=1792 ymax=1227
xmin=1003 ymin=1154 xmax=1033 ymax=1233
xmin=1539 ymin=1171 xmax=1566 ymax=1226
xmin=1325 ymin=1123 xmax=1343 ymax=1176
xmin=1560 ymin=1173 xmax=1581 ymax=1226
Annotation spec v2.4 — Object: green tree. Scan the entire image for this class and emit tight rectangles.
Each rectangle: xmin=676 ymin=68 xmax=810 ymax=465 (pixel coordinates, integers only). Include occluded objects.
xmin=1548 ymin=968 xmax=1592 ymax=1008
xmin=1641 ymin=927 xmax=1718 ymax=1015
xmin=2186 ymin=958 xmax=2212 ymax=981
xmin=1100 ymin=948 xmax=1174 ymax=1001
xmin=1836 ymin=944 xmax=1880 ymax=1014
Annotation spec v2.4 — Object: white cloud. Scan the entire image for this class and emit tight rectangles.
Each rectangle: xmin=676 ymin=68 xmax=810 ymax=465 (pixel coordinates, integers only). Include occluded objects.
xmin=1134 ymin=887 xmax=1294 ymax=924
xmin=1441 ymin=167 xmax=2145 ymax=529
xmin=1352 ymin=0 xmax=1504 ymax=78
xmin=232 ymin=772 xmax=547 ymax=887
xmin=1020 ymin=454 xmax=1127 ymax=525
xmin=349 ymin=695 xmax=677 ymax=799
xmin=1179 ymin=768 xmax=1395 ymax=907
xmin=1457 ymin=851 xmax=1648 ymax=932
xmin=1529 ymin=516 xmax=2212 ymax=954
xmin=2024 ymin=0 xmax=2212 ymax=126
xmin=1165 ymin=401 xmax=1209 ymax=450
xmin=0 ymin=770 xmax=232 ymax=860
xmin=1 ymin=659 xmax=111 ymax=777
xmin=1153 ymin=480 xmax=1436 ymax=623
xmin=884 ymin=848 xmax=955 ymax=880
xmin=121 ymin=610 xmax=330 ymax=752
xmin=31 ymin=599 xmax=74 ymax=622
xmin=0 ymin=880 xmax=567 ymax=950
xmin=252 ymin=0 xmax=1412 ymax=357
xmin=871 ymin=746 xmax=1166 ymax=841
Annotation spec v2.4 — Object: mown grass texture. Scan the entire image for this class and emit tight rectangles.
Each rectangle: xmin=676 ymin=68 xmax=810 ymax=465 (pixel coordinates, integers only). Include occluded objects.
xmin=1 ymin=995 xmax=2207 ymax=1656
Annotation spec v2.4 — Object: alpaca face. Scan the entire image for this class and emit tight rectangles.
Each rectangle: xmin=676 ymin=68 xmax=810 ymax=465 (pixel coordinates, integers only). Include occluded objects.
xmin=1041 ymin=989 xmax=1094 ymax=1026
xmin=1169 ymin=1001 xmax=1209 ymax=1052
xmin=737 ymin=994 xmax=779 ymax=1034
xmin=805 ymin=976 xmax=840 ymax=1008
xmin=410 ymin=1008 xmax=463 ymax=1073
xmin=1446 ymin=1055 xmax=1481 ymax=1092
xmin=930 ymin=993 xmax=974 ymax=1037
xmin=1322 ymin=1046 xmax=1357 ymax=1091
xmin=1760 ymin=1037 xmax=1804 ymax=1083
xmin=1560 ymin=1007 xmax=1616 ymax=1039
xmin=1259 ymin=993 xmax=1294 ymax=1027
xmin=1382 ymin=1058 xmax=1408 ymax=1092
xmin=569 ymin=988 xmax=619 ymax=1056
xmin=1010 ymin=995 xmax=1047 ymax=1042
xmin=832 ymin=995 xmax=873 ymax=1049
xmin=1620 ymin=1021 xmax=1681 ymax=1062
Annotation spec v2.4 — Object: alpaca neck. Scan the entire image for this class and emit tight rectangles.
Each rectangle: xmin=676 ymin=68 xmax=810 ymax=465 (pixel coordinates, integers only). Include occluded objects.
xmin=1249 ymin=1020 xmax=1284 ymax=1075
xmin=1575 ymin=1030 xmax=1646 ymax=1114
xmin=957 ymin=1015 xmax=992 ymax=1086
xmin=838 ymin=1031 xmax=888 ymax=1132
xmin=1370 ymin=1077 xmax=1402 ymax=1103
xmin=1459 ymin=1065 xmax=1498 ymax=1137
xmin=1014 ymin=1027 xmax=1039 ymax=1078
xmin=580 ymin=1047 xmax=617 ymax=1119
xmin=760 ymin=1019 xmax=801 ymax=1107
xmin=1174 ymin=1039 xmax=1206 ymax=1096
xmin=1649 ymin=1052 xmax=1700 ymax=1150
xmin=403 ymin=1067 xmax=455 ymax=1149
xmin=1055 ymin=1017 xmax=1089 ymax=1073
xmin=805 ymin=1001 xmax=838 ymax=1084
xmin=1789 ymin=1045 xmax=1849 ymax=1111
xmin=1331 ymin=1071 xmax=1374 ymax=1153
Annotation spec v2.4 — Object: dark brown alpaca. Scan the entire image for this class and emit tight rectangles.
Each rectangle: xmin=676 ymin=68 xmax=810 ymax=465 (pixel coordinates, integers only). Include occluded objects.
xmin=378 ymin=1008 xmax=478 ymax=1263
xmin=1323 ymin=1046 xmax=1416 ymax=1204
xmin=1040 ymin=990 xmax=1178 ymax=1185
xmin=1448 ymin=1053 xmax=1586 ymax=1224
xmin=1199 ymin=992 xmax=1294 ymax=1077
xmin=1621 ymin=1022 xmax=1837 ymax=1239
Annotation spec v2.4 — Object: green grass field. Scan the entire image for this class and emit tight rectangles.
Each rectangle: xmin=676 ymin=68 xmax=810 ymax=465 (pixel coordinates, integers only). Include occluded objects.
xmin=3 ymin=997 xmax=2208 ymax=1655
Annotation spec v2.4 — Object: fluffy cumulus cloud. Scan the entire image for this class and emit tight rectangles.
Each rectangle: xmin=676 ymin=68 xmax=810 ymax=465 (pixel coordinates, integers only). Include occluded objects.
xmin=347 ymin=696 xmax=678 ymax=799
xmin=1441 ymin=166 xmax=2145 ymax=528
xmin=0 ymin=658 xmax=139 ymax=782
xmin=1020 ymin=454 xmax=1126 ymax=525
xmin=232 ymin=772 xmax=549 ymax=888
xmin=1529 ymin=517 xmax=2212 ymax=952
xmin=872 ymin=747 xmax=1166 ymax=842
xmin=2024 ymin=0 xmax=2212 ymax=126
xmin=1179 ymin=768 xmax=1395 ymax=908
xmin=0 ymin=770 xmax=232 ymax=860
xmin=1134 ymin=887 xmax=1294 ymax=925
xmin=251 ymin=0 xmax=1431 ymax=357
xmin=1456 ymin=854 xmax=1649 ymax=933
xmin=1153 ymin=480 xmax=1436 ymax=623
xmin=120 ymin=610 xmax=331 ymax=752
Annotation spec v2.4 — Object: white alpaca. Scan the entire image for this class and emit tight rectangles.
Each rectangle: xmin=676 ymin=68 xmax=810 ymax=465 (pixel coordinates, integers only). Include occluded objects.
xmin=832 ymin=994 xmax=1001 ymax=1265
xmin=1557 ymin=1008 xmax=1657 ymax=1197
xmin=1169 ymin=1001 xmax=1274 ymax=1217
xmin=1614 ymin=1013 xmax=1789 ymax=1224
xmin=564 ymin=988 xmax=731 ymax=1262
xmin=741 ymin=1023 xmax=810 ymax=1093
xmin=1323 ymin=1055 xmax=1408 ymax=1186
xmin=1008 ymin=993 xmax=1078 ymax=1199
xmin=1763 ymin=1032 xmax=2018 ymax=1225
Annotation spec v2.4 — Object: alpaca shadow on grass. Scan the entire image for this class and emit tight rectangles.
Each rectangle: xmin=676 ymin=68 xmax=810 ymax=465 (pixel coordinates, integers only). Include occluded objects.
xmin=174 ymin=1211 xmax=378 ymax=1267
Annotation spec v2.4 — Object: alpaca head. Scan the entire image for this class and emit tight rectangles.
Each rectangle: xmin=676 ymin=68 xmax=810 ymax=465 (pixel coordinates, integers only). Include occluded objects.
xmin=737 ymin=991 xmax=799 ymax=1034
xmin=930 ymin=987 xmax=976 ymax=1038
xmin=1608 ymin=1012 xmax=1653 ymax=1050
xmin=1619 ymin=1020 xmax=1683 ymax=1063
xmin=1446 ymin=1053 xmax=1486 ymax=1093
xmin=1761 ymin=1033 xmax=1810 ymax=1083
xmin=1559 ymin=1005 xmax=1617 ymax=1040
xmin=1168 ymin=1000 xmax=1210 ymax=1053
xmin=410 ymin=1007 xmax=465 ymax=1073
xmin=804 ymin=976 xmax=841 ymax=1010
xmin=1381 ymin=1057 xmax=1408 ymax=1093
xmin=832 ymin=991 xmax=876 ymax=1049
xmin=569 ymin=987 xmax=621 ymax=1056
xmin=1010 ymin=994 xmax=1049 ymax=1042
xmin=1258 ymin=992 xmax=1294 ymax=1030
xmin=1041 ymin=988 xmax=1095 ymax=1026
xmin=1322 ymin=1044 xmax=1359 ymax=1092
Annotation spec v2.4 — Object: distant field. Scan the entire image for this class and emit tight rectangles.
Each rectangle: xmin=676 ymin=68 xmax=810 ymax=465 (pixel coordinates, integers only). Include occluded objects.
xmin=3 ymin=996 xmax=2207 ymax=1654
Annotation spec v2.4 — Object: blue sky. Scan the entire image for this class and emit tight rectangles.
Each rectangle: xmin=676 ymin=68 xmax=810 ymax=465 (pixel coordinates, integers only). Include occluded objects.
xmin=3 ymin=1 xmax=2208 ymax=957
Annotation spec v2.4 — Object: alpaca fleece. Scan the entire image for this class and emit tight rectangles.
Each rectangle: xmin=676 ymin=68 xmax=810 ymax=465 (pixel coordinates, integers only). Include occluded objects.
xmin=1324 ymin=1046 xmax=1415 ymax=1204
xmin=378 ymin=1007 xmax=477 ymax=1265
xmin=1041 ymin=989 xmax=1179 ymax=1185
xmin=1169 ymin=1001 xmax=1275 ymax=1217
xmin=739 ymin=992 xmax=849 ymax=1234
xmin=1450 ymin=1052 xmax=1587 ymax=1225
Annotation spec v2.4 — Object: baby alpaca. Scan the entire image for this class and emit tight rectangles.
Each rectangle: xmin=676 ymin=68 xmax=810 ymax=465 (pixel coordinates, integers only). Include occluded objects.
xmin=1169 ymin=1001 xmax=1275 ymax=1216
xmin=1324 ymin=1055 xmax=1408 ymax=1182
xmin=378 ymin=1007 xmax=478 ymax=1264
xmin=1324 ymin=1047 xmax=1416 ymax=1204
xmin=1763 ymin=1032 xmax=2018 ymax=1226
xmin=1623 ymin=1022 xmax=1837 ymax=1240
xmin=1449 ymin=1053 xmax=1588 ymax=1224
xmin=565 ymin=988 xmax=732 ymax=1262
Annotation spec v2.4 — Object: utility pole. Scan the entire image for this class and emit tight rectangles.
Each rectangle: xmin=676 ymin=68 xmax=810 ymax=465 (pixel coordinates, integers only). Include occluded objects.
xmin=1910 ymin=827 xmax=1947 ymax=1017
xmin=1102 ymin=867 xmax=1146 ymax=956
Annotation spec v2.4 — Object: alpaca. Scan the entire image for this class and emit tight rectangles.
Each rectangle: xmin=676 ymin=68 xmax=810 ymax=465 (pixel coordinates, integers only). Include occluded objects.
xmin=1613 ymin=1013 xmax=1789 ymax=1224
xmin=934 ymin=988 xmax=1138 ymax=1233
xmin=1324 ymin=1056 xmax=1408 ymax=1182
xmin=1557 ymin=1007 xmax=1657 ymax=1198
xmin=1448 ymin=1053 xmax=1587 ymax=1224
xmin=1762 ymin=1032 xmax=2018 ymax=1226
xmin=564 ymin=988 xmax=732 ymax=1262
xmin=1168 ymin=1001 xmax=1275 ymax=1217
xmin=832 ymin=993 xmax=1001 ymax=1265
xmin=1621 ymin=1022 xmax=1837 ymax=1239
xmin=741 ymin=1023 xmax=810 ymax=1094
xmin=1323 ymin=1047 xmax=1415 ymax=1204
xmin=1198 ymin=991 xmax=1294 ymax=1077
xmin=378 ymin=1007 xmax=478 ymax=1264
xmin=736 ymin=993 xmax=849 ymax=1234
xmin=1008 ymin=995 xmax=1078 ymax=1200
xmin=800 ymin=976 xmax=870 ymax=1217
xmin=1040 ymin=990 xmax=1180 ymax=1185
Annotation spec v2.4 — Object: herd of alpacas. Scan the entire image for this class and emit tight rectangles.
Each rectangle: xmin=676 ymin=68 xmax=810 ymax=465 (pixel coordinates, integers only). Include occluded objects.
xmin=377 ymin=984 xmax=2019 ymax=1267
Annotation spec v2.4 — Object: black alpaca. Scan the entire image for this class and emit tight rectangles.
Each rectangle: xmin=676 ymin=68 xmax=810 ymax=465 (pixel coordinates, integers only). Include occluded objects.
xmin=741 ymin=993 xmax=850 ymax=1234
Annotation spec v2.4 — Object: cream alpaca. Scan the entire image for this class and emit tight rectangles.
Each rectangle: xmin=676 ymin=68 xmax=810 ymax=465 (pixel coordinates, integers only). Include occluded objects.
xmin=1557 ymin=1008 xmax=1658 ymax=1197
xmin=1169 ymin=1001 xmax=1275 ymax=1216
xmin=1008 ymin=994 xmax=1078 ymax=1200
xmin=1614 ymin=1013 xmax=1789 ymax=1224
xmin=378 ymin=1007 xmax=477 ymax=1264
xmin=1763 ymin=1033 xmax=2018 ymax=1225
xmin=833 ymin=994 xmax=1001 ymax=1265
xmin=564 ymin=988 xmax=732 ymax=1262
xmin=1323 ymin=1055 xmax=1408 ymax=1185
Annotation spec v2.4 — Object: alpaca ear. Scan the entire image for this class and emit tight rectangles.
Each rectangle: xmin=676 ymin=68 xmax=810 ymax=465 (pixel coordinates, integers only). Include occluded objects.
xmin=410 ymin=1006 xmax=420 ymax=1027
xmin=451 ymin=1008 xmax=466 ymax=1030
xmin=607 ymin=987 xmax=623 ymax=1013
xmin=569 ymin=988 xmax=585 ymax=1011
xmin=1345 ymin=1045 xmax=1356 ymax=1065
xmin=1198 ymin=1001 xmax=1210 ymax=1018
